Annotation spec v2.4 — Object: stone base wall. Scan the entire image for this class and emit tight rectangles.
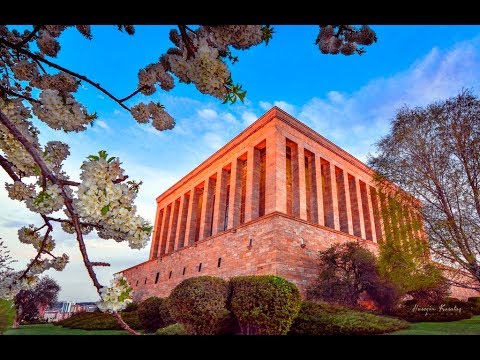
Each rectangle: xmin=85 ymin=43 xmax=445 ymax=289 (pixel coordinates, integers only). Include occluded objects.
xmin=122 ymin=212 xmax=479 ymax=302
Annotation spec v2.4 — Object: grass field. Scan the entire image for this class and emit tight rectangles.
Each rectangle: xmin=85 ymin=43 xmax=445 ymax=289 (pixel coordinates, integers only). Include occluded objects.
xmin=4 ymin=324 xmax=129 ymax=335
xmin=5 ymin=316 xmax=480 ymax=335
xmin=391 ymin=315 xmax=480 ymax=335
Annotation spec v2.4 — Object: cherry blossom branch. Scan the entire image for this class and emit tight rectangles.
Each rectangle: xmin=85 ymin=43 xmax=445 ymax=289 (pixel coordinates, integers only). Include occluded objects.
xmin=45 ymin=216 xmax=101 ymax=229
xmin=0 ymin=154 xmax=21 ymax=182
xmin=16 ymin=25 xmax=42 ymax=48
xmin=0 ymin=38 xmax=144 ymax=112
xmin=112 ymin=312 xmax=139 ymax=335
xmin=0 ymin=84 xmax=41 ymax=103
xmin=178 ymin=25 xmax=197 ymax=59
xmin=19 ymin=217 xmax=53 ymax=279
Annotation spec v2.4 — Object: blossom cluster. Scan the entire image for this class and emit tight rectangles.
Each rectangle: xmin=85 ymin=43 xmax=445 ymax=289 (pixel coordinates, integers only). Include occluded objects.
xmin=316 ymin=25 xmax=377 ymax=56
xmin=97 ymin=273 xmax=133 ymax=313
xmin=32 ymin=90 xmax=93 ymax=132
xmin=74 ymin=152 xmax=152 ymax=249
xmin=131 ymin=102 xmax=175 ymax=130
xmin=25 ymin=183 xmax=64 ymax=214
xmin=0 ymin=271 xmax=38 ymax=300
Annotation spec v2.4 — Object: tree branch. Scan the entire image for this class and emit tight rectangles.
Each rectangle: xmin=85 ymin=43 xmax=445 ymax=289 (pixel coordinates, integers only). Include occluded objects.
xmin=0 ymin=38 xmax=141 ymax=112
xmin=16 ymin=25 xmax=42 ymax=48
xmin=178 ymin=25 xmax=197 ymax=59
xmin=112 ymin=312 xmax=139 ymax=335
xmin=0 ymin=154 xmax=21 ymax=182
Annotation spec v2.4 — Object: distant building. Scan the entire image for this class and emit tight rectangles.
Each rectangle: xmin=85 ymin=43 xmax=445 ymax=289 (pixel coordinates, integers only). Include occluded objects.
xmin=43 ymin=301 xmax=98 ymax=322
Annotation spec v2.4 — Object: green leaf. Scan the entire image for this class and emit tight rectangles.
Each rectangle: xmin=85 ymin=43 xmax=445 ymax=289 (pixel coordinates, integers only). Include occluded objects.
xmin=87 ymin=155 xmax=99 ymax=161
xmin=101 ymin=205 xmax=110 ymax=216
xmin=107 ymin=157 xmax=116 ymax=163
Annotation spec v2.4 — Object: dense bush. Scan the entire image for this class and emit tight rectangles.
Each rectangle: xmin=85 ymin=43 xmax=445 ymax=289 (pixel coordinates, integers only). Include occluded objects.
xmin=289 ymin=301 xmax=409 ymax=335
xmin=137 ymin=297 xmax=174 ymax=333
xmin=169 ymin=276 xmax=230 ymax=335
xmin=156 ymin=323 xmax=189 ymax=335
xmin=0 ymin=299 xmax=15 ymax=334
xmin=230 ymin=275 xmax=302 ymax=335
xmin=56 ymin=311 xmax=142 ymax=330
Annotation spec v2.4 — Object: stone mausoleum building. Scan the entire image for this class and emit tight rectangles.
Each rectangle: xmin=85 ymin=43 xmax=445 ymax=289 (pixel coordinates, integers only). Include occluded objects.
xmin=122 ymin=107 xmax=477 ymax=301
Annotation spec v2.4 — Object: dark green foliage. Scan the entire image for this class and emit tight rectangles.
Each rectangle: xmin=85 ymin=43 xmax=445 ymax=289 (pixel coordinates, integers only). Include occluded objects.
xmin=230 ymin=275 xmax=302 ymax=335
xmin=56 ymin=311 xmax=142 ymax=330
xmin=0 ymin=299 xmax=15 ymax=334
xmin=468 ymin=297 xmax=480 ymax=315
xmin=308 ymin=242 xmax=399 ymax=311
xmin=289 ymin=301 xmax=409 ymax=335
xmin=123 ymin=302 xmax=138 ymax=313
xmin=155 ymin=323 xmax=189 ymax=335
xmin=169 ymin=276 xmax=230 ymax=335
xmin=137 ymin=297 xmax=174 ymax=333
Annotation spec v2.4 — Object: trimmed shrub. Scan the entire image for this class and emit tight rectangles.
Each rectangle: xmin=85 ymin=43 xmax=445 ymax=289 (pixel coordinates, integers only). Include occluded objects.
xmin=289 ymin=301 xmax=409 ymax=335
xmin=156 ymin=323 xmax=189 ymax=335
xmin=56 ymin=311 xmax=142 ymax=330
xmin=169 ymin=276 xmax=230 ymax=335
xmin=230 ymin=275 xmax=302 ymax=335
xmin=138 ymin=297 xmax=174 ymax=333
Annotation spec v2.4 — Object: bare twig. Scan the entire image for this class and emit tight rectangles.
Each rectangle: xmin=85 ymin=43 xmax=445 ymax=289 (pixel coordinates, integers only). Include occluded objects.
xmin=178 ymin=25 xmax=197 ymax=59
xmin=112 ymin=312 xmax=139 ymax=335
xmin=16 ymin=25 xmax=42 ymax=48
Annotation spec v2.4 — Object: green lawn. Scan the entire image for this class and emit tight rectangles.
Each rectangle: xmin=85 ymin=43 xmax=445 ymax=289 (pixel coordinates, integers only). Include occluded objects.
xmin=4 ymin=324 xmax=129 ymax=335
xmin=391 ymin=315 xmax=480 ymax=335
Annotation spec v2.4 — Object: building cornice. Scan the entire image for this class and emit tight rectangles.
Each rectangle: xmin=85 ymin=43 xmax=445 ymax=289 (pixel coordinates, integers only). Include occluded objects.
xmin=156 ymin=106 xmax=377 ymax=204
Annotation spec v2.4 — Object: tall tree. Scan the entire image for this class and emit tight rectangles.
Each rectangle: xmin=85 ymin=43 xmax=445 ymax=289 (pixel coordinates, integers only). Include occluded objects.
xmin=369 ymin=90 xmax=480 ymax=291
xmin=14 ymin=276 xmax=60 ymax=328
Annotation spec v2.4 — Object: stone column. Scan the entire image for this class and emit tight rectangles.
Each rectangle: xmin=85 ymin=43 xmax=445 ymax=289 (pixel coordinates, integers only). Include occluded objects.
xmin=166 ymin=199 xmax=180 ymax=253
xmin=245 ymin=147 xmax=260 ymax=222
xmin=355 ymin=177 xmax=366 ymax=239
xmin=212 ymin=168 xmax=228 ymax=235
xmin=343 ymin=171 xmax=354 ymax=235
xmin=297 ymin=145 xmax=308 ymax=220
xmin=159 ymin=204 xmax=171 ymax=255
xmin=174 ymin=194 xmax=189 ymax=250
xmin=184 ymin=188 xmax=199 ymax=246
xmin=199 ymin=177 xmax=215 ymax=240
xmin=227 ymin=158 xmax=242 ymax=229
xmin=265 ymin=131 xmax=287 ymax=214
xmin=149 ymin=206 xmax=162 ymax=260
xmin=330 ymin=162 xmax=340 ymax=230
xmin=366 ymin=185 xmax=378 ymax=242
xmin=314 ymin=155 xmax=325 ymax=226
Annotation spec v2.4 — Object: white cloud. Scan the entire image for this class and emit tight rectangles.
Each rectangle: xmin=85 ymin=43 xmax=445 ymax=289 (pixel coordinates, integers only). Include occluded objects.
xmin=259 ymin=101 xmax=272 ymax=111
xmin=197 ymin=108 xmax=218 ymax=120
xmin=241 ymin=111 xmax=258 ymax=126
xmin=95 ymin=120 xmax=110 ymax=130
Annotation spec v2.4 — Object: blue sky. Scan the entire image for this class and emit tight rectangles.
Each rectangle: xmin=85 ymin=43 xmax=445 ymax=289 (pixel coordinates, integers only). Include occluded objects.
xmin=2 ymin=25 xmax=480 ymax=301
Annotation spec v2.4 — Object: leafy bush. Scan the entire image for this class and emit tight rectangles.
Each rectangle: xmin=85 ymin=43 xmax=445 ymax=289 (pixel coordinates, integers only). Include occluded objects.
xmin=230 ymin=275 xmax=302 ymax=335
xmin=56 ymin=311 xmax=142 ymax=330
xmin=289 ymin=301 xmax=409 ymax=335
xmin=0 ymin=299 xmax=15 ymax=334
xmin=137 ymin=297 xmax=174 ymax=333
xmin=156 ymin=323 xmax=189 ymax=335
xmin=169 ymin=276 xmax=230 ymax=335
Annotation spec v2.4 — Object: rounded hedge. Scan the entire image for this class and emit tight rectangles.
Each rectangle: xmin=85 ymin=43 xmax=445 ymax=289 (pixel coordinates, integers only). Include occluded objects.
xmin=230 ymin=275 xmax=302 ymax=335
xmin=168 ymin=276 xmax=230 ymax=335
xmin=156 ymin=323 xmax=189 ymax=335
xmin=137 ymin=297 xmax=174 ymax=333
